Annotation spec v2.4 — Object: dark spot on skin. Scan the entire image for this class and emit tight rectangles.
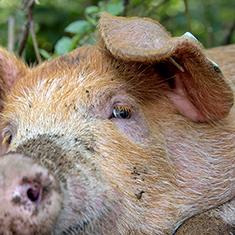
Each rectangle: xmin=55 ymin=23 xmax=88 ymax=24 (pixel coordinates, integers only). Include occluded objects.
xmin=35 ymin=172 xmax=42 ymax=182
xmin=43 ymin=184 xmax=51 ymax=194
xmin=71 ymin=56 xmax=80 ymax=64
xmin=4 ymin=212 xmax=8 ymax=217
xmin=111 ymin=78 xmax=113 ymax=81
xmin=46 ymin=200 xmax=52 ymax=205
xmin=86 ymin=146 xmax=94 ymax=152
xmin=132 ymin=167 xmax=141 ymax=180
xmin=74 ymin=138 xmax=78 ymax=142
xmin=12 ymin=195 xmax=21 ymax=204
xmin=29 ymin=104 xmax=32 ymax=108
xmin=32 ymin=205 xmax=40 ymax=216
xmin=74 ymin=105 xmax=78 ymax=111
xmin=22 ymin=176 xmax=29 ymax=184
xmin=85 ymin=90 xmax=90 ymax=99
xmin=131 ymin=167 xmax=140 ymax=176
xmin=135 ymin=190 xmax=145 ymax=200
xmin=116 ymin=65 xmax=120 ymax=69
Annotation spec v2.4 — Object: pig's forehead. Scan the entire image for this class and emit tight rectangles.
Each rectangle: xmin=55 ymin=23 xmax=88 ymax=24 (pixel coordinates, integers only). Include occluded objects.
xmin=22 ymin=46 xmax=118 ymax=87
xmin=8 ymin=50 xmax=101 ymax=90
xmin=32 ymin=47 xmax=107 ymax=77
xmin=7 ymin=47 xmax=133 ymax=108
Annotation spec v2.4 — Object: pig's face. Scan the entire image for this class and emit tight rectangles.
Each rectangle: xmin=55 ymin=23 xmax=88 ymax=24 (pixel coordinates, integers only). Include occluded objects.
xmin=0 ymin=13 xmax=235 ymax=235
xmin=0 ymin=45 xmax=176 ymax=234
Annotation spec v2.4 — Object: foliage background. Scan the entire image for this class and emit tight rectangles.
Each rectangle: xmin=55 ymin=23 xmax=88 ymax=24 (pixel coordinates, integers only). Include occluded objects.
xmin=0 ymin=0 xmax=234 ymax=64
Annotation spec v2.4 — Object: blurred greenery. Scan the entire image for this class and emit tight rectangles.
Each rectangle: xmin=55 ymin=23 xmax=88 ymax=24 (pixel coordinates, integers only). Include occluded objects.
xmin=0 ymin=0 xmax=234 ymax=64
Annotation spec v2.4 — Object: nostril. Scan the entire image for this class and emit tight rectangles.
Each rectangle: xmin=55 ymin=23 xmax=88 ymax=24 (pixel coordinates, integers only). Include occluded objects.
xmin=27 ymin=185 xmax=42 ymax=203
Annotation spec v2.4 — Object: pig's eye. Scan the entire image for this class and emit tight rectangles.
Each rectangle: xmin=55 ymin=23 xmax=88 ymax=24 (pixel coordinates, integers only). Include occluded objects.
xmin=112 ymin=105 xmax=134 ymax=119
xmin=3 ymin=133 xmax=13 ymax=147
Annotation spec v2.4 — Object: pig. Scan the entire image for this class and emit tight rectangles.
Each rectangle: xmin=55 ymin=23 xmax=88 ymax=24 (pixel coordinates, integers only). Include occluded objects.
xmin=0 ymin=12 xmax=235 ymax=235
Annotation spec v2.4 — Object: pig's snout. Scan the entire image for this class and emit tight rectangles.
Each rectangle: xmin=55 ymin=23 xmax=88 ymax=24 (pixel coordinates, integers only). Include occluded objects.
xmin=0 ymin=153 xmax=63 ymax=235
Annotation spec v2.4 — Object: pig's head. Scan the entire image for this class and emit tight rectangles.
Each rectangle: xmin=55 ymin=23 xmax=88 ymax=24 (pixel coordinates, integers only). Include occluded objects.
xmin=0 ymin=13 xmax=234 ymax=235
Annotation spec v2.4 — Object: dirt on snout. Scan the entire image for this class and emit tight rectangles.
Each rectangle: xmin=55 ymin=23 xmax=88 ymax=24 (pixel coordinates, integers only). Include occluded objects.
xmin=175 ymin=210 xmax=235 ymax=235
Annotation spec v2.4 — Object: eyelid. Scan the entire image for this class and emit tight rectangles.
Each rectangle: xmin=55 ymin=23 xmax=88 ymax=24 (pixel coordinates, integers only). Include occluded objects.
xmin=2 ymin=125 xmax=14 ymax=141
xmin=113 ymin=104 xmax=135 ymax=113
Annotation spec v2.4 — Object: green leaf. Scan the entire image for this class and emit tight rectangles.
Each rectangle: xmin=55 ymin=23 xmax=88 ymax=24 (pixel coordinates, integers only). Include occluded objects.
xmin=54 ymin=37 xmax=73 ymax=55
xmin=104 ymin=2 xmax=125 ymax=16
xmin=85 ymin=6 xmax=99 ymax=15
xmin=64 ymin=20 xmax=91 ymax=34
xmin=39 ymin=48 xmax=52 ymax=59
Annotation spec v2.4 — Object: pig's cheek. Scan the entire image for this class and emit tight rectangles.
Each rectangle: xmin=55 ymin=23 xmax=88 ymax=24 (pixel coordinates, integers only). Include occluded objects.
xmin=0 ymin=137 xmax=8 ymax=155
xmin=114 ymin=118 xmax=149 ymax=142
xmin=0 ymin=144 xmax=8 ymax=155
xmin=67 ymin=175 xmax=104 ymax=214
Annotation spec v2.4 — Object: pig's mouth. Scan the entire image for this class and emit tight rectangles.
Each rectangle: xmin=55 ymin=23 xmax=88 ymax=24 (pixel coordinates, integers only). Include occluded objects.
xmin=60 ymin=221 xmax=89 ymax=235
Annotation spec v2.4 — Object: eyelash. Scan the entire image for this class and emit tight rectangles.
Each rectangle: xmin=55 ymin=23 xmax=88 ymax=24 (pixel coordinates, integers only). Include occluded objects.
xmin=111 ymin=105 xmax=134 ymax=119
xmin=2 ymin=131 xmax=13 ymax=147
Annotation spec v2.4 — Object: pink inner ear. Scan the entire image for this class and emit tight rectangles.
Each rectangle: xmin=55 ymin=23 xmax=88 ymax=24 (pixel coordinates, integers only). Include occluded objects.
xmin=166 ymin=74 xmax=206 ymax=122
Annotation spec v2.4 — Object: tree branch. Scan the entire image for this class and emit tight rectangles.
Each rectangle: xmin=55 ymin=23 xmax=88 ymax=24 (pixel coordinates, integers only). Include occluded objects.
xmin=30 ymin=21 xmax=42 ymax=64
xmin=142 ymin=0 xmax=169 ymax=17
xmin=183 ymin=0 xmax=192 ymax=32
xmin=18 ymin=2 xmax=34 ymax=57
xmin=123 ymin=0 xmax=130 ymax=17
xmin=7 ymin=16 xmax=15 ymax=52
xmin=225 ymin=19 xmax=235 ymax=45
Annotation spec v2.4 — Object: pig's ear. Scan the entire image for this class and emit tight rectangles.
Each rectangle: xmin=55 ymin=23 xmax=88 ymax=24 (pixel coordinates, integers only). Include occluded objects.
xmin=0 ymin=47 xmax=27 ymax=109
xmin=99 ymin=13 xmax=234 ymax=122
